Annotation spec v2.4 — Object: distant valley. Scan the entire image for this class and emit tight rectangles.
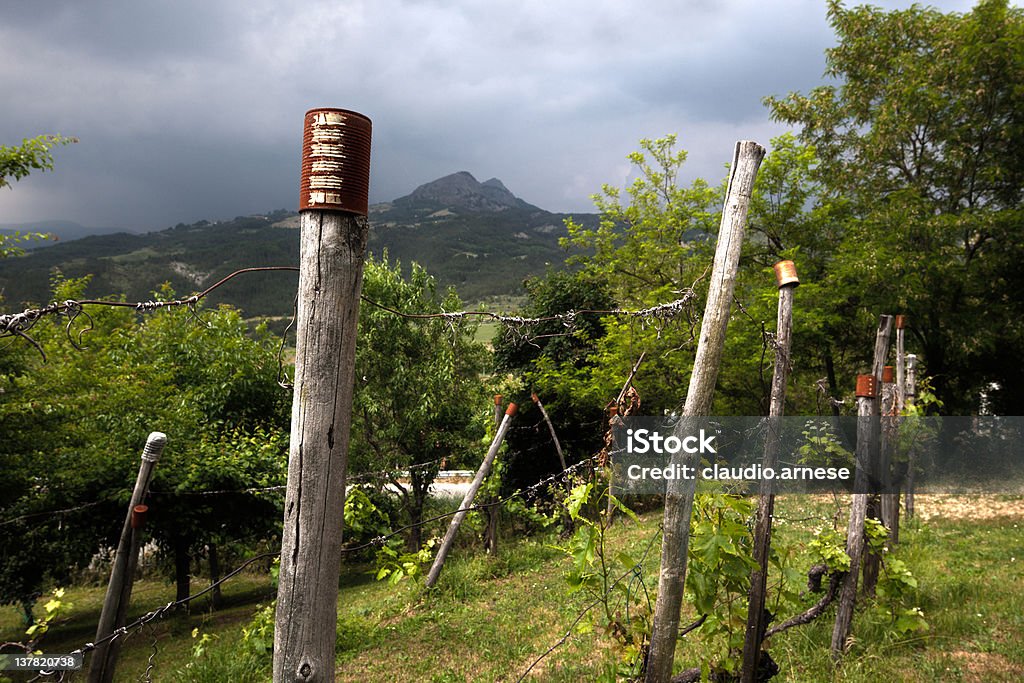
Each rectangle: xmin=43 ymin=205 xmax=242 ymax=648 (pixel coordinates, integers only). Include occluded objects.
xmin=0 ymin=172 xmax=597 ymax=317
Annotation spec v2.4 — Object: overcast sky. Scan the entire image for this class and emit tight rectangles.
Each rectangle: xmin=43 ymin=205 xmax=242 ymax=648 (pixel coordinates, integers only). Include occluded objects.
xmin=1 ymin=0 xmax=983 ymax=231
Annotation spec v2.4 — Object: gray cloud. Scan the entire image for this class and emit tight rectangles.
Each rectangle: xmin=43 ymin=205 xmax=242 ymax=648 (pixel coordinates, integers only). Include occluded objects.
xmin=0 ymin=0 xmax=983 ymax=230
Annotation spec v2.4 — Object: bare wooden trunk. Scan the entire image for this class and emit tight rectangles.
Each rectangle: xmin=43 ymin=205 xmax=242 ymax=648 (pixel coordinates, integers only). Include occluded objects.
xmin=740 ymin=272 xmax=796 ymax=683
xmin=209 ymin=543 xmax=223 ymax=609
xmin=273 ymin=210 xmax=368 ymax=683
xmin=645 ymin=140 xmax=766 ymax=683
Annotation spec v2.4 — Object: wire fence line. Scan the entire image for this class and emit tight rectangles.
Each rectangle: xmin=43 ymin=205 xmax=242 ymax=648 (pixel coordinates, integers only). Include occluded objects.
xmin=20 ymin=454 xmax=602 ymax=681
xmin=1 ymin=266 xmax=703 ymax=358
xmin=0 ymin=264 xmax=694 ymax=679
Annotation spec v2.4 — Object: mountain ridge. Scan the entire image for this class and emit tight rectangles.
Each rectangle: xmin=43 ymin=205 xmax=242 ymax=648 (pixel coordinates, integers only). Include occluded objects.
xmin=0 ymin=173 xmax=598 ymax=315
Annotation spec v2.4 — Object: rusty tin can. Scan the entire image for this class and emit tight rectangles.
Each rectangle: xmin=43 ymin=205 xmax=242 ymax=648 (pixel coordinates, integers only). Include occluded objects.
xmin=773 ymin=260 xmax=800 ymax=288
xmin=300 ymin=108 xmax=372 ymax=215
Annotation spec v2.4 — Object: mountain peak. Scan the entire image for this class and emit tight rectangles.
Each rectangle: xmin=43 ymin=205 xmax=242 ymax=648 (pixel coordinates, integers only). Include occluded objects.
xmin=394 ymin=172 xmax=539 ymax=213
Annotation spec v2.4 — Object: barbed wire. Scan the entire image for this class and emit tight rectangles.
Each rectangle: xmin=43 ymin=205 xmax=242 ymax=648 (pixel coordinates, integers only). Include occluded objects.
xmin=36 ymin=452 xmax=602 ymax=681
xmin=0 ymin=267 xmax=301 ymax=360
xmin=2 ymin=265 xmax=704 ymax=361
xmin=147 ymin=456 xmax=451 ymax=498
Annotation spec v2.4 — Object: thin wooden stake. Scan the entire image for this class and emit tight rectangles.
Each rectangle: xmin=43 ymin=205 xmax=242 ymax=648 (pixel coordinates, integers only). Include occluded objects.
xmin=425 ymin=404 xmax=517 ymax=588
xmin=740 ymin=261 xmax=798 ymax=683
xmin=880 ymin=369 xmax=899 ymax=544
xmin=645 ymin=140 xmax=766 ymax=683
xmin=483 ymin=394 xmax=504 ymax=555
xmin=88 ymin=432 xmax=165 ymax=683
xmin=532 ymin=392 xmax=567 ymax=475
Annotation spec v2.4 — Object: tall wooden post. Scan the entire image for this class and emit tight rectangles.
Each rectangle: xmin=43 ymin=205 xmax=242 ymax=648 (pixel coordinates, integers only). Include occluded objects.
xmin=880 ymin=365 xmax=899 ymax=544
xmin=740 ymin=261 xmax=799 ymax=683
xmin=831 ymin=374 xmax=876 ymax=660
xmin=646 ymin=140 xmax=766 ymax=683
xmin=832 ymin=315 xmax=892 ymax=660
xmin=862 ymin=315 xmax=893 ymax=597
xmin=274 ymin=108 xmax=371 ymax=683
xmin=891 ymin=315 xmax=907 ymax=537
xmin=89 ymin=432 xmax=165 ymax=683
xmin=894 ymin=316 xmax=907 ymax=413
xmin=425 ymin=404 xmax=517 ymax=588
xmin=904 ymin=353 xmax=919 ymax=519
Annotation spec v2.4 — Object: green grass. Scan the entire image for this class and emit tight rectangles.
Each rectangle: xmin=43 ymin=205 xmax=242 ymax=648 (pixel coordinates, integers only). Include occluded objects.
xmin=3 ymin=496 xmax=1021 ymax=681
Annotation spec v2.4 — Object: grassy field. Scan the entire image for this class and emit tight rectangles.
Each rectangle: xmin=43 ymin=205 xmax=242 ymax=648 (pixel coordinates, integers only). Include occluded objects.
xmin=2 ymin=494 xmax=1021 ymax=682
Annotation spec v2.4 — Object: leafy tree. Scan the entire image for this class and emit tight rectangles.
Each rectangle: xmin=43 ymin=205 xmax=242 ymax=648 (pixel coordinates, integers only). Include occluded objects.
xmin=0 ymin=278 xmax=290 ymax=609
xmin=492 ymin=270 xmax=617 ymax=491
xmin=563 ymin=135 xmax=719 ymax=307
xmin=349 ymin=256 xmax=488 ymax=549
xmin=0 ymin=134 xmax=76 ymax=190
xmin=0 ymin=134 xmax=77 ymax=257
xmin=765 ymin=0 xmax=1024 ymax=413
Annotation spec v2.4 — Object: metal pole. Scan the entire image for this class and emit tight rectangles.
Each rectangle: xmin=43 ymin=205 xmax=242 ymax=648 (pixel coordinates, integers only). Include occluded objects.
xmin=88 ymin=432 xmax=165 ymax=683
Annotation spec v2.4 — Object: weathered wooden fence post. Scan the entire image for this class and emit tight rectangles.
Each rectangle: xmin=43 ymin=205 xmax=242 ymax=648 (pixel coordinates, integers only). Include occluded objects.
xmin=904 ymin=353 xmax=919 ymax=519
xmin=425 ymin=403 xmax=517 ymax=588
xmin=88 ymin=431 xmax=165 ymax=683
xmin=861 ymin=315 xmax=893 ymax=597
xmin=830 ymin=373 xmax=876 ymax=661
xmin=832 ymin=314 xmax=892 ymax=660
xmin=740 ymin=260 xmax=799 ymax=683
xmin=645 ymin=140 xmax=766 ymax=683
xmin=274 ymin=108 xmax=371 ymax=683
xmin=880 ymin=365 xmax=900 ymax=544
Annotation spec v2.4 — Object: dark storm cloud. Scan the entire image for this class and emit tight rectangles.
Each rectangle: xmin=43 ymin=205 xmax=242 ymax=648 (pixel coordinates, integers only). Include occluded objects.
xmin=0 ymin=0 xmax=983 ymax=230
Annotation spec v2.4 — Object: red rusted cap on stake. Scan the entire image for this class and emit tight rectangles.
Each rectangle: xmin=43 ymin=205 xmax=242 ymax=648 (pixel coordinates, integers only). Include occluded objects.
xmin=882 ymin=366 xmax=895 ymax=383
xmin=773 ymin=260 xmax=800 ymax=288
xmin=300 ymin=108 xmax=372 ymax=215
xmin=855 ymin=374 xmax=877 ymax=398
xmin=895 ymin=315 xmax=907 ymax=330
xmin=505 ymin=402 xmax=518 ymax=416
xmin=131 ymin=504 xmax=148 ymax=529
xmin=495 ymin=394 xmax=504 ymax=405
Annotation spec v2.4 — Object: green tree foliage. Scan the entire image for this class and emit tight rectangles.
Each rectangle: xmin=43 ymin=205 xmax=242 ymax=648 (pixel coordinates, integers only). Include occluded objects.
xmin=0 ymin=134 xmax=77 ymax=191
xmin=491 ymin=270 xmax=617 ymax=491
xmin=765 ymin=0 xmax=1024 ymax=413
xmin=350 ymin=256 xmax=487 ymax=548
xmin=0 ymin=134 xmax=76 ymax=259
xmin=0 ymin=277 xmax=289 ymax=610
xmin=563 ymin=135 xmax=719 ymax=307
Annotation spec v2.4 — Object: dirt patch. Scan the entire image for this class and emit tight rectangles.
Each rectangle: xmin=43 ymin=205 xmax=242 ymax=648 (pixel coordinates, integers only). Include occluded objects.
xmin=946 ymin=650 xmax=1023 ymax=682
xmin=915 ymin=495 xmax=1024 ymax=521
